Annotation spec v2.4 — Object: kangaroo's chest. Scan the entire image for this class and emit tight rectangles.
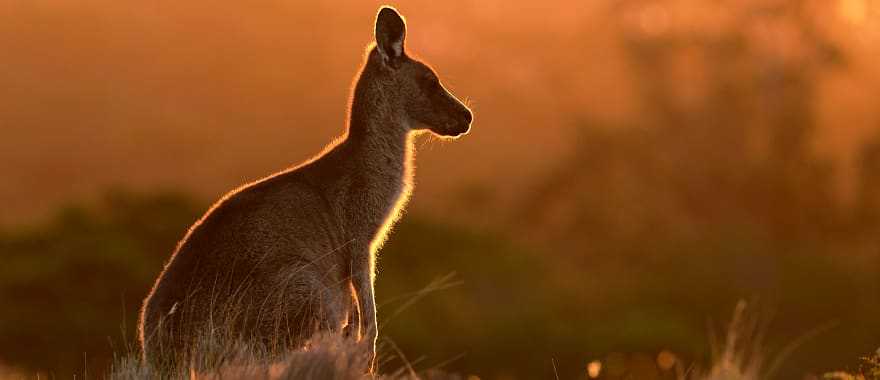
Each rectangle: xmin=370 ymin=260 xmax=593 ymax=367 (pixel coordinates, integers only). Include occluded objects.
xmin=342 ymin=170 xmax=408 ymax=242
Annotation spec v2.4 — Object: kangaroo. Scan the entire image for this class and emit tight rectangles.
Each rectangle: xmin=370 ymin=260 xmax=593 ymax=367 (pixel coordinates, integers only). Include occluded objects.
xmin=138 ymin=6 xmax=472 ymax=372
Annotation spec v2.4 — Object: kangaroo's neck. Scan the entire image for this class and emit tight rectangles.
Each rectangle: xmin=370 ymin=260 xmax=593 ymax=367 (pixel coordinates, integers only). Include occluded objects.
xmin=345 ymin=102 xmax=413 ymax=195
xmin=339 ymin=66 xmax=414 ymax=251
xmin=347 ymin=92 xmax=411 ymax=179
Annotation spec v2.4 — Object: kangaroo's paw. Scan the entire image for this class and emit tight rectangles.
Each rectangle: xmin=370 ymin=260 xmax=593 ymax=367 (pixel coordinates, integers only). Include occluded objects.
xmin=358 ymin=338 xmax=377 ymax=373
xmin=342 ymin=322 xmax=359 ymax=341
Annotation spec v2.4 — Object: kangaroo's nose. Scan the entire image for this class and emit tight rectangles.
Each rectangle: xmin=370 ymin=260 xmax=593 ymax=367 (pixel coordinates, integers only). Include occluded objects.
xmin=461 ymin=110 xmax=473 ymax=125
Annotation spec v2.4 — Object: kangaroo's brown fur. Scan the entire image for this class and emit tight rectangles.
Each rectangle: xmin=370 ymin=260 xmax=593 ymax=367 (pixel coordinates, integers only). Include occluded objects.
xmin=138 ymin=6 xmax=472 ymax=372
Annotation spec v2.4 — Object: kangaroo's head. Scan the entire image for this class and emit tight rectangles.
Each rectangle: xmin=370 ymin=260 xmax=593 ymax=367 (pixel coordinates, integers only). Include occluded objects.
xmin=366 ymin=6 xmax=473 ymax=138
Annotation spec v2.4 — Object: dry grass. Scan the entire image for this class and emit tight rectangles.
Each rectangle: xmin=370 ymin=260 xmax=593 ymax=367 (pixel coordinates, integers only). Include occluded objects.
xmin=684 ymin=301 xmax=872 ymax=380
xmin=581 ymin=301 xmax=872 ymax=380
xmin=110 ymin=332 xmax=464 ymax=380
xmin=108 ymin=299 xmax=876 ymax=380
xmin=113 ymin=274 xmax=467 ymax=380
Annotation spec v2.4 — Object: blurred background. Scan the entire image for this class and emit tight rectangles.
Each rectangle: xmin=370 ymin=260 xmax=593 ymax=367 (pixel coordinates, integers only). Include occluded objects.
xmin=1 ymin=0 xmax=879 ymax=378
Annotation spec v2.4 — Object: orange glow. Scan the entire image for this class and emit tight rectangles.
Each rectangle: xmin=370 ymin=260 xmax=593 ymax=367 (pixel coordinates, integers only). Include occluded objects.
xmin=656 ymin=350 xmax=677 ymax=371
xmin=587 ymin=360 xmax=602 ymax=378
xmin=839 ymin=0 xmax=868 ymax=25
xmin=2 ymin=2 xmax=880 ymax=379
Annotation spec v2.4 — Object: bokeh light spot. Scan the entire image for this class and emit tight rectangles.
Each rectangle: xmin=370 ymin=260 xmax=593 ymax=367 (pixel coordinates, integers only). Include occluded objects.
xmin=587 ymin=360 xmax=602 ymax=378
xmin=656 ymin=349 xmax=678 ymax=371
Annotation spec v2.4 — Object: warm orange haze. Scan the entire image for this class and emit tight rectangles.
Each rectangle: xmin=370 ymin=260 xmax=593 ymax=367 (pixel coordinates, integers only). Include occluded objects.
xmin=1 ymin=1 xmax=880 ymax=379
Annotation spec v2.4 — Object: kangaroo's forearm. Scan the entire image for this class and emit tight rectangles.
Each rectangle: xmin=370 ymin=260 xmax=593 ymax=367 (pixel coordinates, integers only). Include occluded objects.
xmin=351 ymin=258 xmax=378 ymax=337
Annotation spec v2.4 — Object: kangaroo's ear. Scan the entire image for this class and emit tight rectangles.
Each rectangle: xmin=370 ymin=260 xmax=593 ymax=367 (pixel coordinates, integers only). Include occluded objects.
xmin=375 ymin=6 xmax=406 ymax=68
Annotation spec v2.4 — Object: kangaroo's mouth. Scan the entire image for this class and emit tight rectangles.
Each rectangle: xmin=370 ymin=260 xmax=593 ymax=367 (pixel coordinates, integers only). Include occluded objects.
xmin=450 ymin=124 xmax=470 ymax=137
xmin=435 ymin=122 xmax=470 ymax=138
xmin=422 ymin=109 xmax=472 ymax=138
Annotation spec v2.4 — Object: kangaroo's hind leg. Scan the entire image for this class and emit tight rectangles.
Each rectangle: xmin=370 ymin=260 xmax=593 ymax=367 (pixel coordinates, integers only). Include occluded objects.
xmin=252 ymin=268 xmax=350 ymax=352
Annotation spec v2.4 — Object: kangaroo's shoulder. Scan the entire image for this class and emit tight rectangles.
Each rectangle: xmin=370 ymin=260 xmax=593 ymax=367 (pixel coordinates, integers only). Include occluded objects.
xmin=203 ymin=162 xmax=336 ymax=226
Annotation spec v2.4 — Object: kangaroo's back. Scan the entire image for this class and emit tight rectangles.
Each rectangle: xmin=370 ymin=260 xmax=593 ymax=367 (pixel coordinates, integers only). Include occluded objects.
xmin=140 ymin=169 xmax=350 ymax=364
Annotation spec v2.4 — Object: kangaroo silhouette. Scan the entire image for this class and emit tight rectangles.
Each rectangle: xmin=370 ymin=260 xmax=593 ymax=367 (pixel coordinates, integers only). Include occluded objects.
xmin=138 ymin=6 xmax=472 ymax=371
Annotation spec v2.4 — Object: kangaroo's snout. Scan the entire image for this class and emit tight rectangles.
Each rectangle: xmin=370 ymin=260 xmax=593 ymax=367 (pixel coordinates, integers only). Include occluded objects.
xmin=428 ymin=90 xmax=472 ymax=138
xmin=447 ymin=108 xmax=473 ymax=137
xmin=425 ymin=104 xmax=471 ymax=137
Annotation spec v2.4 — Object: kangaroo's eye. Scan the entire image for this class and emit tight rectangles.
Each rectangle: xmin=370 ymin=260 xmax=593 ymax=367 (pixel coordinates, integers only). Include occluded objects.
xmin=422 ymin=74 xmax=440 ymax=90
xmin=426 ymin=78 xmax=441 ymax=91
